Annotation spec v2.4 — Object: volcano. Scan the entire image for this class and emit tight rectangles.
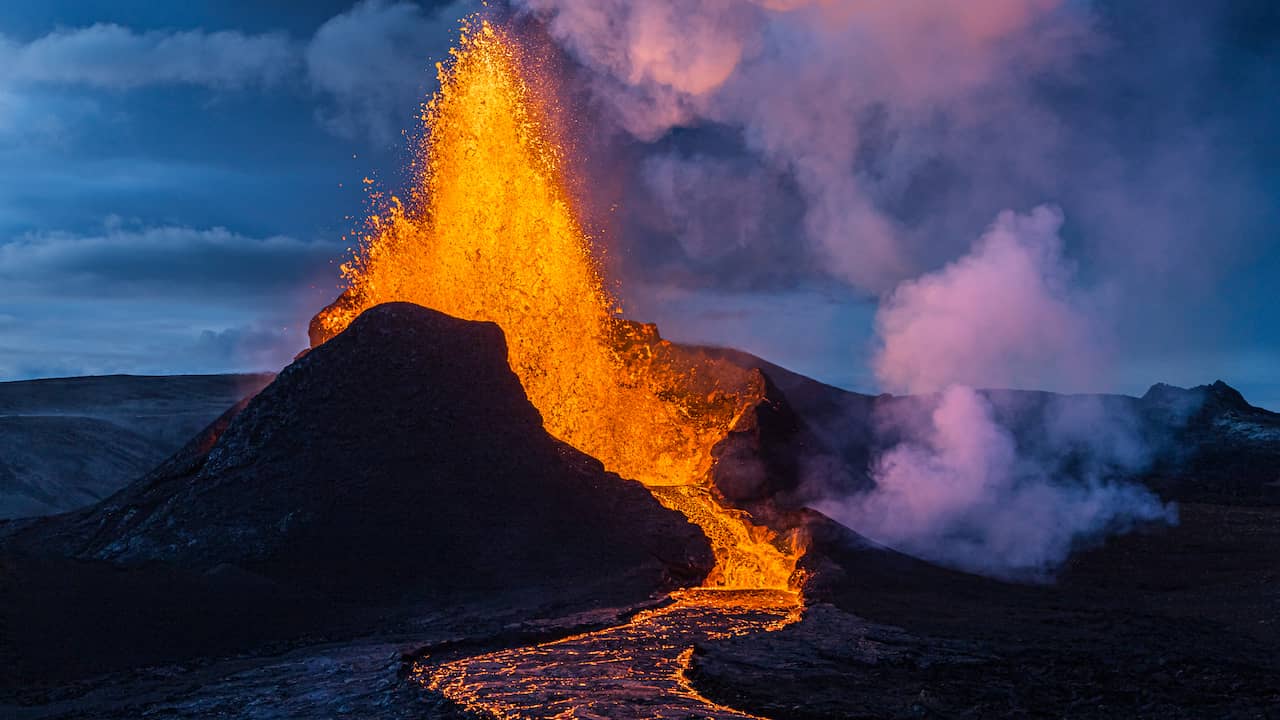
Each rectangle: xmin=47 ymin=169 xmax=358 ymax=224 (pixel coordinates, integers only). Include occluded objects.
xmin=0 ymin=303 xmax=714 ymax=689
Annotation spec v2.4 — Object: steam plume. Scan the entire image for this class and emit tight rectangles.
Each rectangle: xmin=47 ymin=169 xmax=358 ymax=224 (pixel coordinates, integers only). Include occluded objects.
xmin=510 ymin=1 xmax=1209 ymax=576
xmin=816 ymin=208 xmax=1175 ymax=577
xmin=512 ymin=0 xmax=1081 ymax=292
xmin=817 ymin=384 xmax=1173 ymax=576
xmin=873 ymin=206 xmax=1096 ymax=395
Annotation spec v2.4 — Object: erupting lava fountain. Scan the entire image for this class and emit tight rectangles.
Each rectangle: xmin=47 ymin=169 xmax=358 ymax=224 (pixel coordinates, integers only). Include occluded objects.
xmin=311 ymin=19 xmax=805 ymax=593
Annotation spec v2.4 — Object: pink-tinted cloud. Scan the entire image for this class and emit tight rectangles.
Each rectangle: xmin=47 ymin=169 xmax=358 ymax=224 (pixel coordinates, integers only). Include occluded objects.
xmin=517 ymin=0 xmax=1188 ymax=578
xmin=816 ymin=207 xmax=1174 ymax=577
xmin=513 ymin=0 xmax=1080 ymax=292
xmin=874 ymin=206 xmax=1099 ymax=395
xmin=815 ymin=384 xmax=1174 ymax=577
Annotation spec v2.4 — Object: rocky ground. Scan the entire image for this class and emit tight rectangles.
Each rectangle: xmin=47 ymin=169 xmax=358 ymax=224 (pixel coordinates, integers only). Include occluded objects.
xmin=691 ymin=504 xmax=1280 ymax=719
xmin=681 ymin=354 xmax=1280 ymax=718
xmin=10 ymin=503 xmax=1273 ymax=719
xmin=4 ymin=597 xmax=668 ymax=719
xmin=2 ymin=304 xmax=1277 ymax=718
xmin=704 ymin=347 xmax=1280 ymax=508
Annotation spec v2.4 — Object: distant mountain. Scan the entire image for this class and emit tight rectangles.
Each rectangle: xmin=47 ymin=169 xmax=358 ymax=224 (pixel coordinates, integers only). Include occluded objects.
xmin=1138 ymin=380 xmax=1280 ymax=502
xmin=5 ymin=339 xmax=1275 ymax=525
xmin=0 ymin=373 xmax=273 ymax=519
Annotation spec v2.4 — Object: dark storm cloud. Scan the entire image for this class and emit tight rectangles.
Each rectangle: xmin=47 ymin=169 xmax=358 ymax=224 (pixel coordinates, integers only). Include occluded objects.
xmin=0 ymin=306 xmax=312 ymax=379
xmin=0 ymin=222 xmax=341 ymax=378
xmin=0 ymin=2 xmax=475 ymax=380
xmin=0 ymin=1 xmax=476 ymax=144
xmin=0 ymin=4 xmax=475 ymax=255
xmin=191 ymin=324 xmax=304 ymax=371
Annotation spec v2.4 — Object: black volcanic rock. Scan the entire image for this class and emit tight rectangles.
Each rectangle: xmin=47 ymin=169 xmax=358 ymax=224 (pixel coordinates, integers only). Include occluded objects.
xmin=1143 ymin=379 xmax=1252 ymax=415
xmin=694 ymin=346 xmax=881 ymax=500
xmin=1137 ymin=380 xmax=1280 ymax=503
xmin=69 ymin=303 xmax=712 ymax=593
xmin=692 ymin=504 xmax=1280 ymax=719
xmin=710 ymin=371 xmax=839 ymax=510
xmin=1 ymin=302 xmax=711 ymax=686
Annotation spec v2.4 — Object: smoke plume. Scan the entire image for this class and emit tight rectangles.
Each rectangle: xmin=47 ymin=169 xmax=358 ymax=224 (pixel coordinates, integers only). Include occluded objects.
xmin=808 ymin=208 xmax=1175 ymax=577
xmin=873 ymin=206 xmax=1097 ymax=395
xmin=816 ymin=385 xmax=1173 ymax=576
xmin=513 ymin=0 xmax=1084 ymax=292
xmin=507 ymin=0 xmax=1261 ymax=576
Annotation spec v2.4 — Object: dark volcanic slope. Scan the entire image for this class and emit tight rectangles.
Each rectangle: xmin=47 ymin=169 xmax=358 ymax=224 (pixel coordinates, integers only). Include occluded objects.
xmin=0 ymin=373 xmax=272 ymax=519
xmin=1 ymin=303 xmax=711 ymax=689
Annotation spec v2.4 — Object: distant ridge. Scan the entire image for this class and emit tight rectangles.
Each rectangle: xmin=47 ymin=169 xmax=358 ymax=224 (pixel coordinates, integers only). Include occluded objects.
xmin=0 ymin=372 xmax=273 ymax=519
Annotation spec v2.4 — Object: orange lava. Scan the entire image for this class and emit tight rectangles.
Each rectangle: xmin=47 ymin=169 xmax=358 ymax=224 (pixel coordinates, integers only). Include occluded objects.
xmin=314 ymin=19 xmax=800 ymax=591
xmin=417 ymin=589 xmax=801 ymax=718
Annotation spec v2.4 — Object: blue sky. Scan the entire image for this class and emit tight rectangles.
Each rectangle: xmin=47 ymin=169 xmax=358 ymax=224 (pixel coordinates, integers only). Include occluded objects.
xmin=0 ymin=1 xmax=1276 ymax=410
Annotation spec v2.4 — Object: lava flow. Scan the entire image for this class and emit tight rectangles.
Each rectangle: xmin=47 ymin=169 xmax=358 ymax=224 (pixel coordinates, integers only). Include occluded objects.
xmin=313 ymin=19 xmax=802 ymax=593
xmin=416 ymin=589 xmax=801 ymax=719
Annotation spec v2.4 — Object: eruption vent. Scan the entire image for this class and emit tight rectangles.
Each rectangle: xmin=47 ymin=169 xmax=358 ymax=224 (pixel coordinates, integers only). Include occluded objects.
xmin=313 ymin=21 xmax=799 ymax=590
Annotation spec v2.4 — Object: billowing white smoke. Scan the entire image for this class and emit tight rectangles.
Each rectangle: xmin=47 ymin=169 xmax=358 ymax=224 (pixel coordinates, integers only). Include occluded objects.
xmin=513 ymin=1 xmax=1180 ymax=576
xmin=874 ymin=206 xmax=1097 ymax=394
xmin=816 ymin=208 xmax=1175 ymax=577
xmin=512 ymin=0 xmax=1081 ymax=292
xmin=818 ymin=385 xmax=1173 ymax=576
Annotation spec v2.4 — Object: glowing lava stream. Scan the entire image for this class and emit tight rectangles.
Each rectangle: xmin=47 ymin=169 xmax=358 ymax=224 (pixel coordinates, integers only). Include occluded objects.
xmin=415 ymin=589 xmax=800 ymax=719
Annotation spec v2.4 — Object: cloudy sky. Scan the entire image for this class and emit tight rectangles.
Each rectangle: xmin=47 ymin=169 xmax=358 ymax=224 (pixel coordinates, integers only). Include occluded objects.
xmin=0 ymin=1 xmax=473 ymax=379
xmin=0 ymin=1 xmax=1276 ymax=410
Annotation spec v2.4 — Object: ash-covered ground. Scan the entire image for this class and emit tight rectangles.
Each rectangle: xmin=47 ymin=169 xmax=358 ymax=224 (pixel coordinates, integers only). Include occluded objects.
xmin=1 ymin=303 xmax=1277 ymax=718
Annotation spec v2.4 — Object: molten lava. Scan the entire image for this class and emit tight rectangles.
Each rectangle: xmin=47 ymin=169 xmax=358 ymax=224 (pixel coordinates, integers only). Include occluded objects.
xmin=314 ymin=20 xmax=799 ymax=591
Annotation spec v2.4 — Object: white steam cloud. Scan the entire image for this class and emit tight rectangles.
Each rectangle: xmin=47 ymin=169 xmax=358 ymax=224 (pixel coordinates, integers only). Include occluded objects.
xmin=874 ymin=206 xmax=1097 ymax=395
xmin=819 ymin=208 xmax=1176 ymax=577
xmin=816 ymin=385 xmax=1173 ymax=576
xmin=516 ymin=0 xmax=1185 ymax=577
xmin=513 ymin=0 xmax=1081 ymax=292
